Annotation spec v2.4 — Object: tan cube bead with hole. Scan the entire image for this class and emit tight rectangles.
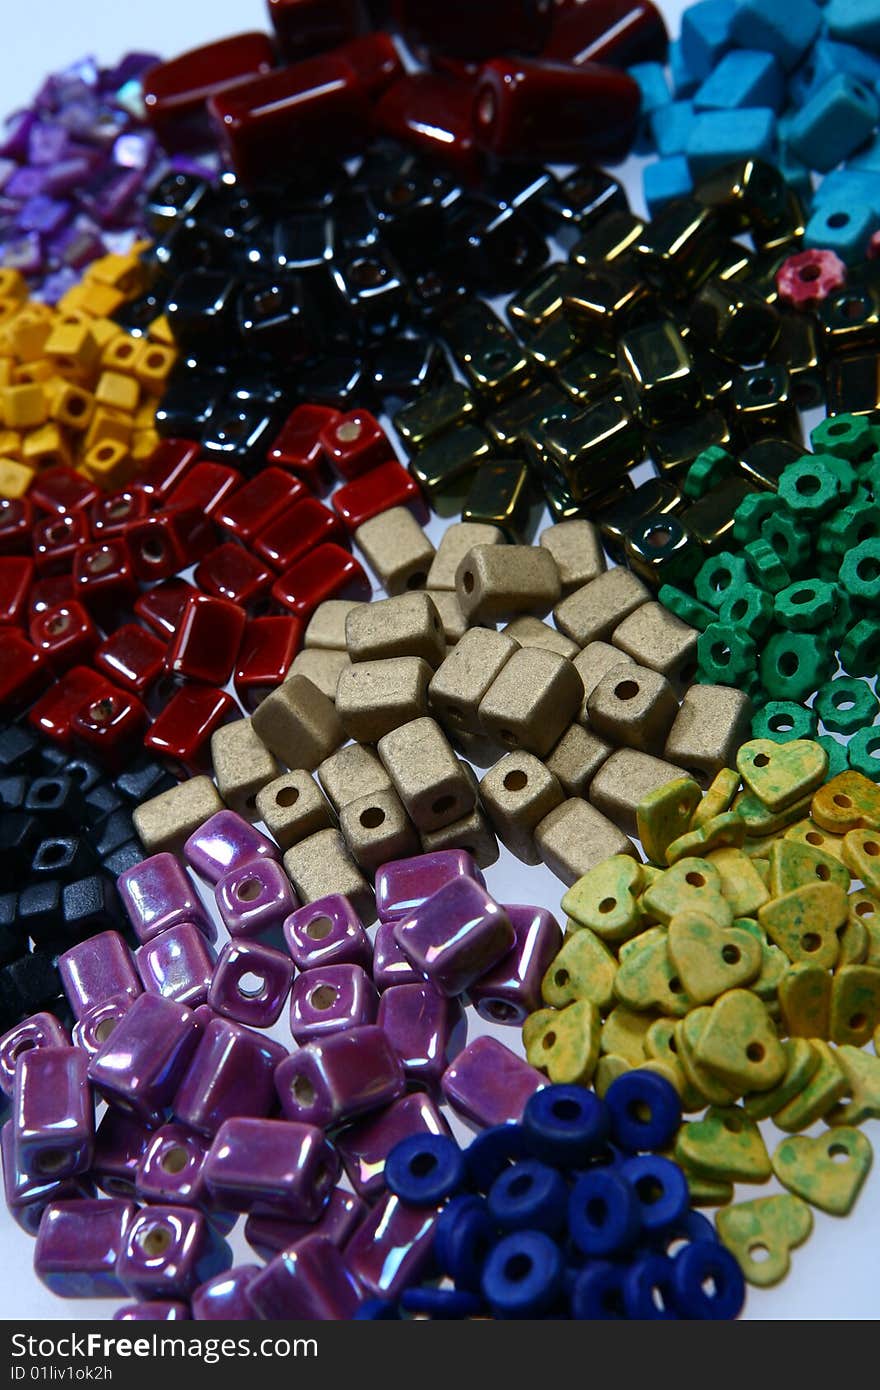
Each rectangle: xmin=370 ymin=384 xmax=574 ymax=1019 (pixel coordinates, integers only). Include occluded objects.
xmin=335 ymin=657 xmax=432 ymax=744
xmin=304 ymin=600 xmax=366 ymax=650
xmin=586 ymin=665 xmax=680 ymax=754
xmin=251 ymin=674 xmax=345 ymax=772
xmin=611 ymin=601 xmax=699 ymax=685
xmin=573 ymin=643 xmax=639 ymax=712
xmin=502 ymin=616 xmax=579 ymax=660
xmin=210 ymin=718 xmax=280 ymax=820
xmin=663 ymin=684 xmax=754 ymax=786
xmin=545 ymin=723 xmax=613 ymax=798
xmin=429 ymin=628 xmax=519 ymax=736
xmin=133 ymin=776 xmax=223 ymax=855
xmin=535 ymin=798 xmax=638 ymax=885
xmin=339 ymin=788 xmax=420 ymax=874
xmin=286 ymin=649 xmax=350 ymax=702
xmin=317 ymin=744 xmax=394 ymax=813
xmin=283 ymin=829 xmax=375 ymax=924
xmin=455 ymin=544 xmax=561 ymax=624
xmin=254 ymin=771 xmax=336 ymax=851
xmin=420 ymin=805 xmax=500 ymax=869
xmin=590 ymin=748 xmax=694 ymax=836
xmin=354 ymin=507 xmax=435 ymax=594
xmin=540 ymin=519 xmax=607 ymax=594
xmin=479 ymin=752 xmax=565 ymax=864
xmin=427 ymin=589 xmax=470 ymax=644
xmin=554 ymin=567 xmax=650 ymax=646
xmin=426 ymin=522 xmax=505 ymax=590
xmin=345 ymin=592 xmax=446 ymax=668
xmin=478 ymin=648 xmax=585 ymax=758
xmin=377 ymin=717 xmax=476 ymax=832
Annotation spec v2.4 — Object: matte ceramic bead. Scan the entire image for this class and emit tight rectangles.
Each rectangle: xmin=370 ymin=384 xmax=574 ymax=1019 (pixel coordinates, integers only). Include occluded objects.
xmin=393 ymin=878 xmax=514 ymax=997
xmin=336 ymin=1090 xmax=451 ymax=1201
xmin=58 ymin=931 xmax=140 ymax=1019
xmin=117 ymin=852 xmax=211 ymax=945
xmin=473 ymin=58 xmax=640 ymax=163
xmin=244 ymin=1188 xmax=366 ymax=1261
xmin=2 ymin=1123 xmax=90 ymax=1237
xmin=208 ymin=940 xmax=294 ymax=1028
xmin=345 ymin=1193 xmax=440 ymax=1301
xmin=377 ymin=981 xmax=464 ymax=1088
xmin=183 ymin=810 xmax=277 ymax=886
xmin=787 ymin=73 xmax=879 ymax=174
xmin=248 ymin=1235 xmax=363 ymax=1320
xmin=0 ymin=1012 xmax=68 ymax=1098
xmin=35 ymin=1198 xmax=135 ymax=1298
xmin=289 ymin=963 xmax=377 ymax=1044
xmin=215 ymin=859 xmax=297 ymax=940
xmin=135 ymin=1124 xmax=210 ymax=1207
xmin=283 ymin=894 xmax=371 ymax=972
xmin=204 ymin=1117 xmax=338 ymax=1220
xmin=686 ymin=108 xmax=776 ymax=180
xmin=14 ymin=1047 xmax=93 ymax=1180
xmin=441 ymin=1035 xmax=545 ymax=1128
xmin=275 ymin=1024 xmax=405 ymax=1128
xmin=88 ymin=994 xmax=202 ymax=1126
xmin=173 ymin=1017 xmax=286 ymax=1137
xmin=730 ymin=0 xmax=822 ymax=71
xmin=135 ymin=924 xmax=216 ymax=1009
xmin=468 ymin=904 xmax=563 ymax=1026
xmin=116 ymin=1205 xmax=231 ymax=1301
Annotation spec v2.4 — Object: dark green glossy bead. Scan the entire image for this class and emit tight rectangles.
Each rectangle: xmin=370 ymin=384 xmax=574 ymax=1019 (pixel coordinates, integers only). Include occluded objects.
xmin=682 ymin=477 xmax=754 ymax=553
xmin=596 ymin=477 xmax=681 ymax=562
xmin=650 ymin=410 xmax=733 ymax=476
xmin=617 ymin=319 xmax=701 ymax=428
xmin=408 ymin=424 xmax=492 ymax=498
xmin=553 ymin=347 xmax=619 ymax=405
xmin=694 ymin=159 xmax=791 ymax=240
xmin=394 ymin=381 xmax=478 ymax=450
xmin=825 ymin=351 xmax=880 ymax=420
xmin=818 ymin=285 xmax=880 ymax=358
xmin=631 ymin=198 xmax=726 ymax=297
xmin=564 ymin=267 xmax=655 ymax=347
xmin=507 ymin=264 xmax=585 ymax=332
xmin=623 ymin=514 xmax=701 ymax=588
xmin=544 ymin=394 xmax=643 ymax=502
xmin=768 ymin=312 xmax=825 ymax=412
xmin=689 ymin=276 xmax=781 ymax=365
xmin=519 ymin=314 xmax=583 ymax=370
xmin=731 ymin=366 xmax=803 ymax=448
xmin=738 ymin=438 xmax=803 ymax=492
xmin=462 ymin=458 xmax=536 ymax=540
xmin=486 ymin=386 xmax=572 ymax=453
xmin=443 ymin=303 xmax=533 ymax=402
xmin=569 ymin=210 xmax=646 ymax=268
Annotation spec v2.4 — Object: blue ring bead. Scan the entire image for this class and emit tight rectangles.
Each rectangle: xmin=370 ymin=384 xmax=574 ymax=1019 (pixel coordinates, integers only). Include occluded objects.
xmin=674 ymin=1241 xmax=746 ymax=1320
xmin=488 ymin=1159 xmax=568 ymax=1236
xmin=463 ymin=1123 xmax=532 ymax=1190
xmin=619 ymin=1154 xmax=690 ymax=1233
xmin=605 ymin=1070 xmax=682 ymax=1152
xmin=623 ymin=1254 xmax=680 ymax=1319
xmin=481 ymin=1229 xmax=564 ymax=1319
xmin=652 ymin=1209 xmax=718 ymax=1256
xmin=354 ymin=1299 xmax=401 ymax=1319
xmin=384 ymin=1134 xmax=466 ymax=1206
xmin=434 ymin=1195 xmax=496 ymax=1292
xmin=568 ymin=1169 xmax=641 ymax=1257
xmin=569 ymin=1261 xmax=629 ymax=1320
xmin=522 ymin=1084 xmax=610 ymax=1167
xmin=400 ymin=1287 xmax=483 ymax=1319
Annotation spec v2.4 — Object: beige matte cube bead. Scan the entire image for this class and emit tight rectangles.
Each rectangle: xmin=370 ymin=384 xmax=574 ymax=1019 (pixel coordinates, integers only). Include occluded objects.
xmin=377 ymin=717 xmax=476 ymax=832
xmin=503 ymin=616 xmax=579 ymax=660
xmin=478 ymin=648 xmax=585 ymax=758
xmin=535 ymin=798 xmax=637 ymax=886
xmin=336 ymin=657 xmax=432 ymax=744
xmin=479 ymin=752 xmax=564 ymax=864
xmin=210 ymin=718 xmax=280 ymax=819
xmin=545 ymin=723 xmax=612 ymax=797
xmin=554 ymin=567 xmax=650 ymax=646
xmin=590 ymin=748 xmax=692 ymax=835
xmin=573 ymin=642 xmax=638 ymax=715
xmin=287 ymin=649 xmax=350 ymax=701
xmin=427 ymin=590 xmax=469 ymax=644
xmin=540 ymin=520 xmax=606 ymax=595
xmin=420 ymin=806 xmax=499 ymax=869
xmin=283 ymin=829 xmax=375 ymax=924
xmin=251 ymin=674 xmax=344 ymax=772
xmin=339 ymin=788 xmax=420 ymax=874
xmin=611 ymin=601 xmax=699 ymax=685
xmin=355 ymin=507 xmax=435 ymax=595
xmin=427 ymin=522 xmax=504 ymax=590
xmin=304 ymin=600 xmax=366 ymax=650
xmin=317 ymin=743 xmax=393 ymax=813
xmin=133 ymin=776 xmax=223 ymax=855
xmin=455 ymin=544 xmax=561 ymax=624
xmin=586 ymin=664 xmax=679 ymax=754
xmin=663 ymin=683 xmax=753 ymax=786
xmin=345 ymin=592 xmax=446 ymax=668
xmin=255 ymin=771 xmax=335 ymax=851
xmin=446 ymin=728 xmax=504 ymax=770
xmin=429 ymin=628 xmax=518 ymax=736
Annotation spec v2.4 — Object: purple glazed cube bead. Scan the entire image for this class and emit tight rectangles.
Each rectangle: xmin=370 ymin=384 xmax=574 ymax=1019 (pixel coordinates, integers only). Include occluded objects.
xmin=289 ymin=964 xmax=378 ymax=1044
xmin=344 ymin=1193 xmax=440 ymax=1302
xmin=377 ymin=982 xmax=464 ymax=1089
xmin=116 ymin=1205 xmax=232 ymax=1301
xmin=375 ymin=849 xmax=484 ymax=921
xmin=244 ymin=1189 xmax=367 ymax=1262
xmin=88 ymin=993 xmax=202 ymax=1126
xmin=136 ymin=1124 xmax=210 ymax=1207
xmin=173 ymin=1017 xmax=287 ymax=1138
xmin=0 ymin=110 xmax=36 ymax=160
xmin=468 ymin=904 xmax=563 ymax=1026
xmin=13 ymin=1046 xmax=94 ymax=1180
xmin=191 ymin=1264 xmax=260 ymax=1321
xmin=372 ymin=919 xmax=420 ymax=991
xmin=441 ymin=1035 xmax=545 ymax=1129
xmin=204 ymin=1117 xmax=338 ymax=1220
xmin=92 ymin=1107 xmax=152 ymax=1199
xmin=117 ymin=853 xmax=211 ymax=944
xmin=35 ymin=1197 xmax=135 ymax=1298
xmin=215 ymin=859 xmax=297 ymax=940
xmin=276 ymin=1025 xmax=405 ymax=1130
xmin=114 ymin=1302 xmax=190 ymax=1321
xmin=0 ymin=1013 xmax=68 ymax=1098
xmin=183 ymin=810 xmax=277 ymax=886
xmin=393 ymin=878 xmax=514 ymax=997
xmin=58 ymin=931 xmax=141 ymax=1020
xmin=283 ymin=895 xmax=372 ymax=972
xmin=135 ymin=923 xmax=216 ymax=1009
xmin=336 ymin=1091 xmax=451 ymax=1202
xmin=2 ymin=1121 xmax=91 ymax=1237
xmin=207 ymin=939 xmax=294 ymax=1028
xmin=72 ymin=993 xmax=137 ymax=1058
xmin=248 ymin=1235 xmax=362 ymax=1321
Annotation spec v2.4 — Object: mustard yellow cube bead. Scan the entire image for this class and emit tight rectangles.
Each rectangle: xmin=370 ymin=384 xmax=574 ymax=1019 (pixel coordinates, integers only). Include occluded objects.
xmin=48 ymin=381 xmax=94 ymax=432
xmin=76 ymin=281 xmax=126 ymax=319
xmin=133 ymin=340 xmax=176 ymax=393
xmin=0 ymin=429 xmax=22 ymax=459
xmin=85 ymin=252 xmax=146 ymax=296
xmin=95 ymin=370 xmax=139 ymax=414
xmin=8 ymin=313 xmax=52 ymax=362
xmin=1 ymin=383 xmax=48 ymax=430
xmin=44 ymin=320 xmax=100 ymax=376
xmin=147 ymin=314 xmax=175 ymax=346
xmin=53 ymin=298 xmax=92 ymax=325
xmin=131 ymin=429 xmax=159 ymax=465
xmin=101 ymin=335 xmax=140 ymax=374
xmin=14 ymin=359 xmax=54 ymax=385
xmin=134 ymin=396 xmax=160 ymax=430
xmin=83 ymin=405 xmax=132 ymax=454
xmin=0 ymin=457 xmax=35 ymax=498
xmin=22 ymin=423 xmax=72 ymax=472
xmin=0 ymin=269 xmax=27 ymax=302
xmin=87 ymin=317 xmax=124 ymax=351
xmin=81 ymin=440 xmax=132 ymax=489
xmin=0 ymin=359 xmax=14 ymax=389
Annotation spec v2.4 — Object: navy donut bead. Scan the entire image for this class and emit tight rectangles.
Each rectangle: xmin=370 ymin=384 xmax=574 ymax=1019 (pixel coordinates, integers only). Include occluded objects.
xmin=605 ymin=1070 xmax=682 ymax=1152
xmin=481 ymin=1229 xmax=564 ymax=1319
xmin=463 ymin=1123 xmax=532 ymax=1190
xmin=354 ymin=1299 xmax=401 ymax=1319
xmin=619 ymin=1154 xmax=690 ymax=1233
xmin=488 ymin=1159 xmax=568 ymax=1236
xmin=623 ymin=1254 xmax=680 ymax=1320
xmin=434 ymin=1195 xmax=496 ymax=1292
xmin=674 ymin=1241 xmax=746 ymax=1320
xmin=522 ymin=1084 xmax=611 ymax=1167
xmin=568 ymin=1169 xmax=641 ymax=1257
xmin=384 ymin=1134 xmax=466 ymax=1206
xmin=570 ymin=1261 xmax=629 ymax=1320
xmin=401 ymin=1287 xmax=483 ymax=1319
xmin=652 ymin=1209 xmax=718 ymax=1256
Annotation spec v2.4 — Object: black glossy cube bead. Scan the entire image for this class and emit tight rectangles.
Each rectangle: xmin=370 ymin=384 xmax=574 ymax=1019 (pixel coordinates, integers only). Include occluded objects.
xmin=31 ymin=836 xmax=97 ymax=882
xmin=17 ymin=879 xmax=63 ymax=948
xmin=542 ymin=167 xmax=628 ymax=243
xmin=408 ymin=264 xmax=469 ymax=324
xmin=115 ymin=756 xmax=177 ymax=806
xmin=145 ymin=171 xmax=210 ymax=232
xmin=154 ymin=374 xmax=219 ymax=438
xmin=624 ymin=514 xmax=702 ymax=588
xmin=487 ymin=165 xmax=561 ymax=234
xmin=24 ymin=776 xmax=85 ymax=832
xmin=273 ymin=210 xmax=336 ymax=274
xmin=200 ymin=395 xmax=283 ymax=469
xmin=296 ymin=355 xmax=374 ymax=410
xmin=368 ymin=171 xmax=446 ymax=267
xmin=370 ymin=333 xmax=450 ymax=401
xmin=238 ymin=279 xmax=315 ymax=359
xmin=731 ymin=365 xmax=802 ymax=448
xmin=165 ymin=270 xmax=240 ymax=351
xmin=331 ymin=250 xmax=407 ymax=339
xmin=113 ymin=293 xmax=162 ymax=338
xmin=596 ymin=476 xmax=683 ymax=563
xmin=62 ymin=875 xmax=124 ymax=943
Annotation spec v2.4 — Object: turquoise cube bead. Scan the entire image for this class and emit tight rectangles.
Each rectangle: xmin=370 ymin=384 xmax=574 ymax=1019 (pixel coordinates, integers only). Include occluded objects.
xmin=775 ymin=138 xmax=814 ymax=201
xmin=649 ymin=101 xmax=695 ymax=156
xmin=804 ymin=201 xmax=879 ymax=264
xmin=628 ymin=62 xmax=671 ymax=117
xmin=669 ymin=38 xmax=699 ymax=98
xmin=694 ymin=50 xmax=784 ymax=112
xmin=813 ymin=169 xmax=880 ymax=217
xmin=827 ymin=0 xmax=880 ymax=50
xmin=686 ymin=108 xmax=776 ymax=179
xmin=644 ymin=156 xmax=694 ymax=216
xmin=849 ymin=133 xmax=880 ymax=171
xmin=787 ymin=73 xmax=879 ymax=173
xmin=731 ymin=0 xmax=823 ymax=72
xmin=680 ymin=0 xmax=737 ymax=81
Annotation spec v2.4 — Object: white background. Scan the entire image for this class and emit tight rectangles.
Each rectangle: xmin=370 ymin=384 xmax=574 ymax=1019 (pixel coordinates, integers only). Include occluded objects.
xmin=1 ymin=0 xmax=878 ymax=1322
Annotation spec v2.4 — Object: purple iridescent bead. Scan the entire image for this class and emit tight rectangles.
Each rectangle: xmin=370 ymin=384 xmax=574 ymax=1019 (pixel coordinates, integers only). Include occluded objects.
xmin=375 ymin=848 xmax=484 ymax=921
xmin=116 ymin=1205 xmax=232 ymax=1301
xmin=88 ymin=993 xmax=202 ymax=1126
xmin=372 ymin=918 xmax=420 ymax=991
xmin=336 ymin=1091 xmax=451 ymax=1202
xmin=441 ymin=1035 xmax=545 ymax=1128
xmin=468 ymin=904 xmax=563 ymax=1025
xmin=207 ymin=939 xmax=294 ymax=1028
xmin=92 ymin=1107 xmax=152 ymax=1199
xmin=283 ymin=894 xmax=371 ymax=971
xmin=35 ymin=1198 xmax=135 ymax=1298
xmin=114 ymin=1302 xmax=190 ymax=1321
xmin=215 ymin=859 xmax=297 ymax=939
xmin=183 ymin=810 xmax=278 ymax=886
xmin=0 ymin=1013 xmax=68 ymax=1098
xmin=204 ymin=1117 xmax=338 ymax=1220
xmin=0 ymin=111 xmax=36 ymax=160
xmin=173 ymin=1017 xmax=286 ymax=1137
xmin=377 ymin=981 xmax=464 ymax=1088
xmin=58 ymin=931 xmax=141 ymax=1019
xmin=191 ymin=1265 xmax=260 ymax=1321
xmin=289 ymin=964 xmax=378 ymax=1044
xmin=1 ymin=1121 xmax=91 ymax=1236
xmin=248 ymin=1235 xmax=362 ymax=1321
xmin=136 ymin=1124 xmax=210 ymax=1207
xmin=13 ymin=1046 xmax=93 ymax=1180
xmin=345 ymin=1193 xmax=440 ymax=1301
xmin=244 ymin=1189 xmax=366 ymax=1262
xmin=276 ymin=1024 xmax=405 ymax=1129
xmin=393 ymin=878 xmax=514 ymax=997
xmin=135 ymin=923 xmax=216 ymax=1009
xmin=72 ymin=993 xmax=136 ymax=1058
xmin=117 ymin=853 xmax=211 ymax=944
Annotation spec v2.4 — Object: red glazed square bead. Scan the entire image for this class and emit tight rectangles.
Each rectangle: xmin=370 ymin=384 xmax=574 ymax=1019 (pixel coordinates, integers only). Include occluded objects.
xmin=71 ymin=685 xmax=149 ymax=770
xmin=94 ymin=623 xmax=167 ymax=695
xmin=1 ymin=631 xmax=48 ymax=710
xmin=332 ymin=459 xmax=428 ymax=532
xmin=0 ymin=556 xmax=35 ymax=624
xmin=0 ymin=498 xmax=34 ymax=555
xmin=194 ymin=544 xmax=273 ymax=609
xmin=214 ymin=467 xmax=307 ymax=544
xmin=29 ymin=466 xmax=99 ymax=516
xmin=134 ymin=579 xmax=196 ymax=641
xmin=253 ymin=497 xmax=347 ymax=572
xmin=72 ymin=538 xmax=137 ymax=615
xmin=164 ymin=461 xmax=242 ymax=516
xmin=127 ymin=508 xmax=216 ymax=582
xmin=234 ymin=615 xmax=303 ymax=712
xmin=144 ymin=685 xmax=237 ymax=775
xmin=28 ymin=576 xmax=74 ymax=623
xmin=29 ymin=602 xmax=99 ymax=674
xmin=136 ymin=439 xmax=201 ymax=504
xmin=266 ymin=405 xmax=339 ymax=488
xmin=28 ymin=665 xmax=106 ymax=746
xmin=33 ymin=511 xmax=90 ymax=576
xmin=89 ymin=490 xmax=149 ymax=538
xmin=271 ymin=542 xmax=370 ymax=620
xmin=319 ymin=409 xmax=394 ymax=480
xmin=164 ymin=592 xmax=247 ymax=686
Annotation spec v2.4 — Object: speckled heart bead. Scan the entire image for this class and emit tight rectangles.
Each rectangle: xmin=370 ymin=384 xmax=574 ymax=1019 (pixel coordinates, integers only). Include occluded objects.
xmin=118 ymin=853 xmax=212 ymax=944
xmin=215 ymin=858 xmax=298 ymax=939
xmin=282 ymin=894 xmax=372 ymax=972
xmin=275 ymin=1024 xmax=405 ymax=1128
xmin=173 ymin=1016 xmax=287 ymax=1137
xmin=183 ymin=810 xmax=278 ymax=886
xmin=375 ymin=848 xmax=484 ymax=921
xmin=289 ymin=963 xmax=378 ymax=1044
xmin=393 ymin=877 xmax=514 ymax=997
xmin=204 ymin=1117 xmax=338 ymax=1220
xmin=207 ymin=939 xmax=294 ymax=1028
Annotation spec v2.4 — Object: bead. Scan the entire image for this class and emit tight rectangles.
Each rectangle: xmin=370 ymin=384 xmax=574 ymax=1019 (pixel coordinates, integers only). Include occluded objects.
xmin=93 ymin=624 xmax=166 ymax=697
xmin=473 ymin=57 xmax=638 ymax=163
xmin=118 ymin=853 xmax=210 ymax=945
xmin=209 ymin=719 xmax=279 ymax=823
xmin=663 ymin=684 xmax=753 ymax=784
xmin=116 ymin=1206 xmax=231 ymax=1302
xmin=441 ymin=1035 xmax=545 ymax=1128
xmin=752 ymin=703 xmax=817 ymax=743
xmin=481 ymin=1229 xmax=563 ymax=1319
xmin=244 ymin=1188 xmax=366 ymax=1261
xmin=377 ymin=981 xmax=462 ymax=1088
xmin=251 ymin=673 xmax=344 ymax=773
xmin=191 ymin=1265 xmax=260 ymax=1321
xmin=283 ymin=894 xmax=371 ymax=972
xmin=58 ymin=932 xmax=140 ymax=1019
xmin=135 ymin=925 xmax=216 ymax=1009
xmin=88 ymin=993 xmax=201 ymax=1126
xmin=214 ymin=859 xmax=296 ymax=941
xmin=132 ymin=776 xmax=224 ymax=857
xmin=673 ymin=1240 xmax=745 ymax=1319
xmin=248 ymin=1234 xmax=363 ymax=1320
xmin=570 ymin=1260 xmax=629 ymax=1319
xmin=336 ymin=657 xmax=432 ymax=743
xmin=355 ymin=507 xmax=435 ymax=595
xmin=815 ymin=678 xmax=879 ymax=735
xmin=203 ymin=1116 xmax=337 ymax=1221
xmin=35 ymin=1198 xmax=134 ymax=1298
xmin=569 ymin=1169 xmax=641 ymax=1256
xmin=469 ymin=904 xmax=562 ymax=1025
xmin=478 ymin=649 xmax=585 ymax=759
xmin=13 ymin=1046 xmax=93 ymax=1180
xmin=252 ymin=771 xmax=334 ymax=853
xmin=605 ymin=1070 xmax=682 ymax=1152
xmin=429 ymin=628 xmax=518 ymax=737
xmin=554 ymin=568 xmax=650 ymax=648
xmin=271 ymin=542 xmax=371 ymax=621
xmin=144 ymin=686 xmax=237 ymax=777
xmin=183 ymin=810 xmax=277 ymax=886
xmin=686 ymin=108 xmax=776 ymax=180
xmin=377 ymin=717 xmax=475 ymax=833
xmin=385 ymin=1133 xmax=465 ymax=1207
xmin=135 ymin=1125 xmax=209 ymax=1208
xmin=0 ymin=1013 xmax=68 ymax=1098
xmin=275 ymin=1024 xmax=403 ymax=1128
xmin=587 ymin=665 xmax=679 ymax=755
xmin=623 ymin=1253 xmax=678 ymax=1319
xmin=521 ymin=1084 xmax=609 ymax=1168
xmin=394 ymin=879 xmax=513 ymax=999
xmin=288 ymin=962 xmax=377 ymax=1043
xmin=620 ymin=1154 xmax=689 ymax=1232
xmin=174 ymin=1017 xmax=285 ymax=1137
xmin=777 ymin=250 xmax=847 ymax=310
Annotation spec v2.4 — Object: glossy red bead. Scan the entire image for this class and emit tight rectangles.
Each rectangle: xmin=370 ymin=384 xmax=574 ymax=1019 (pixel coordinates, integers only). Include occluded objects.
xmin=271 ymin=542 xmax=371 ymax=620
xmin=336 ymin=32 xmax=405 ymax=98
xmin=134 ymin=579 xmax=197 ymax=641
xmin=544 ymin=0 xmax=669 ymax=68
xmin=71 ymin=684 xmax=149 ymax=770
xmin=1 ymin=631 xmax=48 ymax=710
xmin=319 ymin=409 xmax=394 ymax=481
xmin=164 ymin=461 xmax=242 ymax=517
xmin=144 ymin=685 xmax=237 ymax=775
xmin=94 ymin=623 xmax=168 ymax=695
xmin=29 ymin=466 xmax=99 ymax=516
xmin=142 ymin=33 xmax=276 ymax=149
xmin=374 ymin=74 xmax=485 ymax=182
xmin=165 ymin=591 xmax=247 ymax=686
xmin=136 ymin=439 xmax=202 ymax=504
xmin=253 ymin=498 xmax=346 ymax=572
xmin=29 ymin=602 xmax=99 ymax=674
xmin=89 ymin=490 xmax=150 ymax=538
xmin=28 ymin=665 xmax=105 ymax=746
xmin=126 ymin=507 xmax=216 ymax=582
xmin=71 ymin=538 xmax=137 ymax=616
xmin=395 ymin=0 xmax=552 ymax=59
xmin=214 ymin=468 xmax=307 ymax=544
xmin=266 ymin=405 xmax=339 ymax=489
xmin=233 ymin=616 xmax=303 ymax=712
xmin=0 ymin=556 xmax=34 ymax=625
xmin=332 ymin=459 xmax=428 ymax=532
xmin=194 ymin=543 xmax=273 ymax=609
xmin=33 ymin=511 xmax=90 ymax=577
xmin=0 ymin=498 xmax=34 ymax=555
xmin=267 ymin=0 xmax=366 ymax=61
xmin=28 ymin=575 xmax=74 ymax=622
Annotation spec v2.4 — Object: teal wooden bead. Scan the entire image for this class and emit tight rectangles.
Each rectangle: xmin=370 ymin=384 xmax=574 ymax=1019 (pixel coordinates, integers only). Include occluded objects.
xmin=669 ymin=38 xmax=700 ymax=98
xmin=730 ymin=0 xmax=822 ymax=71
xmin=787 ymin=74 xmax=880 ymax=173
xmin=777 ymin=457 xmax=841 ymax=518
xmin=850 ymin=133 xmax=880 ymax=172
xmin=629 ymin=63 xmax=671 ymax=117
xmin=840 ymin=617 xmax=880 ymax=676
xmin=813 ymin=171 xmax=880 ymax=221
xmin=812 ymin=415 xmax=876 ymax=464
xmin=657 ymin=584 xmax=717 ymax=631
xmin=751 ymin=701 xmax=818 ymax=743
xmin=819 ymin=501 xmax=880 ymax=563
xmin=697 ymin=622 xmax=758 ymax=686
xmin=684 ymin=446 xmax=736 ymax=500
xmin=818 ymin=735 xmax=849 ymax=780
xmin=804 ymin=202 xmax=879 ymax=267
xmin=828 ymin=587 xmax=855 ymax=642
xmin=817 ymin=455 xmax=859 ymax=503
xmin=827 ymin=0 xmax=880 ymax=52
xmin=649 ymin=102 xmax=695 ymax=157
xmin=744 ymin=537 xmax=791 ymax=593
xmin=794 ymin=37 xmax=880 ymax=100
xmin=775 ymin=139 xmax=813 ymax=203
xmin=839 ymin=538 xmax=880 ymax=604
xmin=760 ymin=630 xmax=830 ymax=702
xmin=733 ymin=492 xmax=785 ymax=545
xmin=694 ymin=551 xmax=753 ymax=609
xmin=848 ymin=726 xmax=880 ymax=782
xmin=814 ymin=676 xmax=880 ymax=735
xmin=760 ymin=510 xmax=811 ymax=573
xmin=693 ymin=50 xmax=784 ymax=112
xmin=681 ymin=0 xmax=738 ymax=81
xmin=774 ymin=578 xmax=838 ymax=632
xmin=686 ymin=108 xmax=776 ymax=180
xmin=718 ymin=581 xmax=775 ymax=636
xmin=644 ymin=157 xmax=694 ymax=216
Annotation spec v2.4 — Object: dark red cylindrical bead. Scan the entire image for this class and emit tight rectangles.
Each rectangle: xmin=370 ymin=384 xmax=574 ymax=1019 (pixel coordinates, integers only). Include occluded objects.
xmin=194 ymin=544 xmax=274 ymax=609
xmin=543 ymin=0 xmax=668 ymax=68
xmin=267 ymin=0 xmax=367 ymax=61
xmin=374 ymin=74 xmax=485 ymax=182
xmin=164 ymin=592 xmax=247 ymax=686
xmin=215 ymin=468 xmax=306 ymax=544
xmin=253 ymin=497 xmax=347 ymax=572
xmin=331 ymin=459 xmax=428 ymax=532
xmin=394 ymin=0 xmax=553 ymax=59
xmin=267 ymin=405 xmax=340 ymax=487
xmin=29 ymin=602 xmax=99 ymax=675
xmin=94 ymin=623 xmax=168 ymax=695
xmin=142 ymin=33 xmax=276 ymax=149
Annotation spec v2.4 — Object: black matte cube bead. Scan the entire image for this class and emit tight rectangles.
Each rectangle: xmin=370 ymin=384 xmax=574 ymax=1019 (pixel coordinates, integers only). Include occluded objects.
xmin=0 ymin=952 xmax=63 ymax=1024
xmin=115 ymin=757 xmax=177 ymax=806
xmin=62 ymin=875 xmax=124 ymax=941
xmin=24 ymin=776 xmax=85 ymax=831
xmin=0 ymin=725 xmax=39 ymax=775
xmin=31 ymin=836 xmax=97 ymax=882
xmin=0 ymin=776 xmax=27 ymax=811
xmin=17 ymin=879 xmax=63 ymax=947
xmin=0 ymin=813 xmax=40 ymax=885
